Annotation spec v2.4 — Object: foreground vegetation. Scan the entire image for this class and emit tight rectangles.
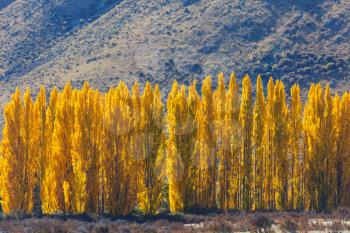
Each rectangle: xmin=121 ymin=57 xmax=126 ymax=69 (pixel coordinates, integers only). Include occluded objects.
xmin=1 ymin=72 xmax=350 ymax=216
xmin=1 ymin=209 xmax=350 ymax=233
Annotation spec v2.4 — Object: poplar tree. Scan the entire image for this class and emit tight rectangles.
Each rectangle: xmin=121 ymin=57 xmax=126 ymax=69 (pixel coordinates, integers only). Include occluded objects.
xmin=41 ymin=87 xmax=59 ymax=214
xmin=273 ymin=80 xmax=289 ymax=210
xmin=214 ymin=73 xmax=228 ymax=210
xmin=167 ymin=81 xmax=198 ymax=212
xmin=34 ymin=86 xmax=47 ymax=182
xmin=288 ymin=84 xmax=303 ymax=210
xmin=216 ymin=73 xmax=240 ymax=211
xmin=102 ymin=82 xmax=135 ymax=215
xmin=137 ymin=82 xmax=165 ymax=214
xmin=167 ymin=81 xmax=181 ymax=212
xmin=0 ymin=88 xmax=38 ymax=214
xmin=335 ymin=93 xmax=350 ymax=206
xmin=72 ymin=82 xmax=102 ymax=213
xmin=225 ymin=73 xmax=242 ymax=209
xmin=263 ymin=77 xmax=274 ymax=209
xmin=32 ymin=86 xmax=47 ymax=215
xmin=129 ymin=81 xmax=142 ymax=211
xmin=239 ymin=75 xmax=253 ymax=211
xmin=195 ymin=76 xmax=216 ymax=209
xmin=252 ymin=75 xmax=266 ymax=210
xmin=187 ymin=80 xmax=201 ymax=209
xmin=322 ymin=85 xmax=336 ymax=209
xmin=304 ymin=84 xmax=335 ymax=211
xmin=47 ymin=82 xmax=75 ymax=213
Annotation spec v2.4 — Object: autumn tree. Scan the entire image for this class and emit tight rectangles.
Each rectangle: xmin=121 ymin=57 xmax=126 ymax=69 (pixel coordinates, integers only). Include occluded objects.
xmin=272 ymin=80 xmax=289 ymax=210
xmin=186 ymin=80 xmax=201 ymax=209
xmin=239 ymin=75 xmax=253 ymax=211
xmin=252 ymin=75 xmax=266 ymax=210
xmin=32 ymin=86 xmax=47 ymax=214
xmin=194 ymin=76 xmax=216 ymax=209
xmin=288 ymin=84 xmax=304 ymax=210
xmin=129 ymin=81 xmax=142 ymax=211
xmin=43 ymin=82 xmax=75 ymax=213
xmin=263 ymin=77 xmax=275 ymax=209
xmin=0 ymin=88 xmax=38 ymax=214
xmin=137 ymin=82 xmax=165 ymax=214
xmin=72 ymin=82 xmax=102 ymax=213
xmin=227 ymin=74 xmax=241 ymax=209
xmin=167 ymin=80 xmax=199 ymax=212
xmin=33 ymin=87 xmax=47 ymax=182
xmin=4 ymin=74 xmax=350 ymax=215
xmin=101 ymin=82 xmax=136 ymax=215
xmin=334 ymin=93 xmax=350 ymax=206
xmin=214 ymin=73 xmax=228 ymax=210
xmin=41 ymin=87 xmax=59 ymax=214
xmin=217 ymin=73 xmax=241 ymax=210
xmin=304 ymin=84 xmax=336 ymax=211
xmin=332 ymin=92 xmax=350 ymax=207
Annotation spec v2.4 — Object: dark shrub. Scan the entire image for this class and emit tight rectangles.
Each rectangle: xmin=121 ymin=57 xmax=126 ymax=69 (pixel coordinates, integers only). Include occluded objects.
xmin=250 ymin=214 xmax=273 ymax=232
xmin=94 ymin=225 xmax=109 ymax=233
xmin=333 ymin=207 xmax=350 ymax=217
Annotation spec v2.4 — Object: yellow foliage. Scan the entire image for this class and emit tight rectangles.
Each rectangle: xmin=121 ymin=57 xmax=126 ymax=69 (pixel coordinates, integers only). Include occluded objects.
xmin=252 ymin=75 xmax=266 ymax=210
xmin=0 ymin=88 xmax=38 ymax=214
xmin=239 ymin=75 xmax=253 ymax=211
xmin=2 ymin=73 xmax=350 ymax=215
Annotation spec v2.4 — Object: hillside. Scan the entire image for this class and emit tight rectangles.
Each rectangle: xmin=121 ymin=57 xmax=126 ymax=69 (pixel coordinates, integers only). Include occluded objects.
xmin=0 ymin=0 xmax=349 ymax=116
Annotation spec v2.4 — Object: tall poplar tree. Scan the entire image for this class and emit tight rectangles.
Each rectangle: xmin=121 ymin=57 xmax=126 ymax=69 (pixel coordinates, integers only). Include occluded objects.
xmin=273 ymin=80 xmax=289 ymax=210
xmin=195 ymin=76 xmax=216 ymax=209
xmin=212 ymin=73 xmax=241 ymax=211
xmin=335 ymin=92 xmax=350 ymax=207
xmin=187 ymin=80 xmax=201 ymax=209
xmin=47 ymin=82 xmax=75 ymax=213
xmin=335 ymin=93 xmax=350 ymax=206
xmin=263 ymin=77 xmax=274 ymax=209
xmin=167 ymin=81 xmax=198 ymax=212
xmin=72 ymin=82 xmax=102 ymax=213
xmin=137 ymin=82 xmax=165 ymax=214
xmin=101 ymin=82 xmax=136 ymax=215
xmin=288 ymin=84 xmax=303 ymax=210
xmin=33 ymin=86 xmax=47 ymax=183
xmin=41 ymin=87 xmax=59 ymax=214
xmin=226 ymin=73 xmax=242 ymax=209
xmin=304 ymin=84 xmax=336 ymax=211
xmin=0 ymin=88 xmax=38 ymax=214
xmin=214 ymin=73 xmax=228 ymax=210
xmin=239 ymin=75 xmax=253 ymax=211
xmin=252 ymin=75 xmax=266 ymax=210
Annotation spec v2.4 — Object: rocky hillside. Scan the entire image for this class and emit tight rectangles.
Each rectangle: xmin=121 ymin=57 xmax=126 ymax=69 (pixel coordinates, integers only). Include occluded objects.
xmin=0 ymin=0 xmax=349 ymax=117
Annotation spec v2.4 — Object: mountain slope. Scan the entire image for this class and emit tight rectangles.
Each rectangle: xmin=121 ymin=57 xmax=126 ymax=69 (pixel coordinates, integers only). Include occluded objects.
xmin=0 ymin=0 xmax=349 ymax=118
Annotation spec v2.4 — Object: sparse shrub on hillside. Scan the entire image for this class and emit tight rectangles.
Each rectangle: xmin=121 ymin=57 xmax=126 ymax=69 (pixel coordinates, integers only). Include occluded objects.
xmin=325 ymin=62 xmax=337 ymax=71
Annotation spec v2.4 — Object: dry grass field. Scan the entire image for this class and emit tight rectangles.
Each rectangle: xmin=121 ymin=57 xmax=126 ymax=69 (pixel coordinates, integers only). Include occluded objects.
xmin=0 ymin=208 xmax=350 ymax=232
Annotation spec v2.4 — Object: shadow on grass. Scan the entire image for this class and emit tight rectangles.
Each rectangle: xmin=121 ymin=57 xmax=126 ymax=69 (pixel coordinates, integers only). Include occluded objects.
xmin=4 ymin=206 xmax=232 ymax=224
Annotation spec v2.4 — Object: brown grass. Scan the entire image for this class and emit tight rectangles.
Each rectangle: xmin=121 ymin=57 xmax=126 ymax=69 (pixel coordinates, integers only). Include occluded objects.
xmin=0 ymin=208 xmax=349 ymax=233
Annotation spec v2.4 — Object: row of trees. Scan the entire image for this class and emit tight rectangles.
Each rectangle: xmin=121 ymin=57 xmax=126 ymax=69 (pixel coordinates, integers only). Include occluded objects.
xmin=1 ymin=73 xmax=350 ymax=215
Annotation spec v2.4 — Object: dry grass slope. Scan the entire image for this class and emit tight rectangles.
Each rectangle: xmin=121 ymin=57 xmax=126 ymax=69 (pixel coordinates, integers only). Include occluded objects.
xmin=0 ymin=0 xmax=349 ymax=125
